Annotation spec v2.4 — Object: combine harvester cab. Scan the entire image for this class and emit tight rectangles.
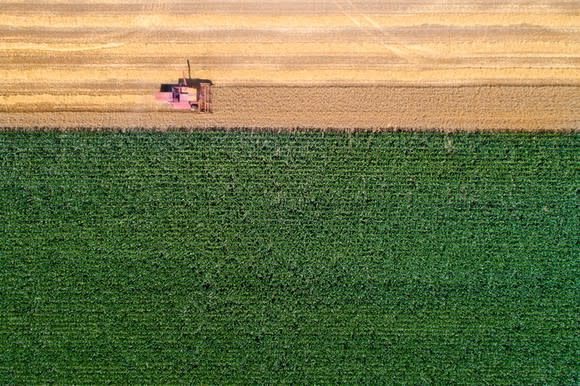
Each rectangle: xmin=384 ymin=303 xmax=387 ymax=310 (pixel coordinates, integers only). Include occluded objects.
xmin=155 ymin=61 xmax=213 ymax=113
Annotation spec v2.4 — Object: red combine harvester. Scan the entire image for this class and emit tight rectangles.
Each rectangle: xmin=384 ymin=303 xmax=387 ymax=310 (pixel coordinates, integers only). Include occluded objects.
xmin=155 ymin=60 xmax=213 ymax=112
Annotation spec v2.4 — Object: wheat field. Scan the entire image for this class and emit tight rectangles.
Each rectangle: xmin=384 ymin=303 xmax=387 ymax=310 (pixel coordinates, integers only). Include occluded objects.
xmin=1 ymin=0 xmax=579 ymax=130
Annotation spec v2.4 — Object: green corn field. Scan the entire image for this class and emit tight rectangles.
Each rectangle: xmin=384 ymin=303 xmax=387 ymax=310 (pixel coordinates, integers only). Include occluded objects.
xmin=1 ymin=131 xmax=578 ymax=384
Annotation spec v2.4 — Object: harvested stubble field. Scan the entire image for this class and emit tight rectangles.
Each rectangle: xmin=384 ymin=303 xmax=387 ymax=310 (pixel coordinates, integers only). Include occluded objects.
xmin=2 ymin=84 xmax=579 ymax=131
xmin=1 ymin=0 xmax=579 ymax=130
xmin=0 ymin=131 xmax=578 ymax=383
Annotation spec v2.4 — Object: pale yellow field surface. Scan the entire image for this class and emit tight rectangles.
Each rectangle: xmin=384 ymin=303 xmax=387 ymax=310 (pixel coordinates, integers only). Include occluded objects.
xmin=1 ymin=0 xmax=579 ymax=130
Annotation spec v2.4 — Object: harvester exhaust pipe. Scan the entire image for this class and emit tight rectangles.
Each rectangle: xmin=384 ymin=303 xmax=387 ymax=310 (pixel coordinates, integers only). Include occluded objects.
xmin=187 ymin=60 xmax=191 ymax=81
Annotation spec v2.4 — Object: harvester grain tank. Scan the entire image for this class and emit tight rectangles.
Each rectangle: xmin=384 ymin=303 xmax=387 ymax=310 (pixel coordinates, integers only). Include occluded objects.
xmin=156 ymin=60 xmax=213 ymax=112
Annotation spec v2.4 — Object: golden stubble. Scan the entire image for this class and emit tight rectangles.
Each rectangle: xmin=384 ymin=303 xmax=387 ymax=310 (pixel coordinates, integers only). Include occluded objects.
xmin=1 ymin=1 xmax=578 ymax=129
